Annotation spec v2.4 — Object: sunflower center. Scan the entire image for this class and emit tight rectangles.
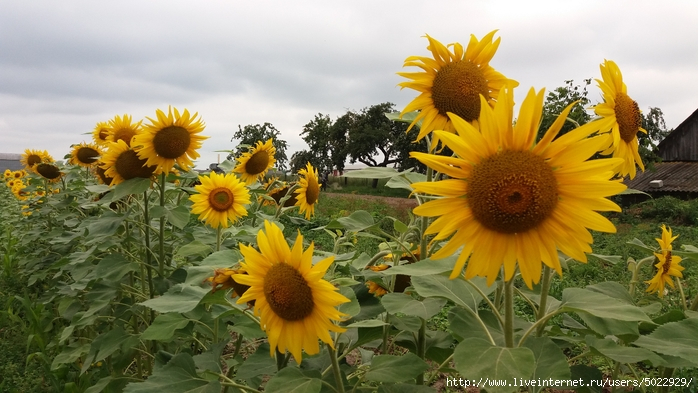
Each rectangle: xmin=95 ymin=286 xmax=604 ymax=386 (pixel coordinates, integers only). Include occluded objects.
xmin=208 ymin=187 xmax=235 ymax=211
xmin=98 ymin=128 xmax=109 ymax=141
xmin=113 ymin=128 xmax=137 ymax=146
xmin=27 ymin=154 xmax=42 ymax=166
xmin=432 ymin=60 xmax=490 ymax=122
xmin=245 ymin=151 xmax=270 ymax=175
xmin=662 ymin=251 xmax=673 ymax=274
xmin=152 ymin=126 xmax=191 ymax=159
xmin=115 ymin=150 xmax=156 ymax=180
xmin=614 ymin=93 xmax=642 ymax=143
xmin=77 ymin=147 xmax=100 ymax=164
xmin=306 ymin=177 xmax=320 ymax=205
xmin=263 ymin=263 xmax=314 ymax=321
xmin=36 ymin=163 xmax=61 ymax=180
xmin=468 ymin=150 xmax=558 ymax=234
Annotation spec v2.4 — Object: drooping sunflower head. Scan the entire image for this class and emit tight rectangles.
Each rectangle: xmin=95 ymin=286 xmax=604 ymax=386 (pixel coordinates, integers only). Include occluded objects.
xmin=398 ymin=31 xmax=517 ymax=143
xmin=35 ymin=163 xmax=63 ymax=183
xmin=206 ymin=268 xmax=251 ymax=298
xmin=92 ymin=121 xmax=111 ymax=146
xmin=593 ymin=60 xmax=646 ymax=179
xmin=101 ymin=139 xmax=158 ymax=186
xmin=646 ymin=225 xmax=684 ymax=298
xmin=261 ymin=177 xmax=297 ymax=207
xmin=133 ymin=106 xmax=209 ymax=174
xmin=92 ymin=160 xmax=114 ymax=185
xmin=69 ymin=142 xmax=102 ymax=167
xmin=21 ymin=149 xmax=53 ymax=172
xmin=107 ymin=114 xmax=142 ymax=146
xmin=189 ymin=171 xmax=251 ymax=228
xmin=233 ymin=220 xmax=349 ymax=362
xmin=411 ymin=85 xmax=626 ymax=288
xmin=294 ymin=162 xmax=320 ymax=220
xmin=233 ymin=139 xmax=276 ymax=185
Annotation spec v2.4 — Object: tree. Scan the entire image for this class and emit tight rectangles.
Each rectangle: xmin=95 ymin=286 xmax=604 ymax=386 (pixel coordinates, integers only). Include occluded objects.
xmin=289 ymin=150 xmax=319 ymax=173
xmin=229 ymin=123 xmax=289 ymax=171
xmin=639 ymin=107 xmax=672 ymax=167
xmin=537 ymin=79 xmax=593 ymax=141
xmin=299 ymin=114 xmax=335 ymax=173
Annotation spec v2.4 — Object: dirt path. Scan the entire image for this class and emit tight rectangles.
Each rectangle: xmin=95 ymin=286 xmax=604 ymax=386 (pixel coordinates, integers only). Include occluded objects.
xmin=322 ymin=192 xmax=418 ymax=211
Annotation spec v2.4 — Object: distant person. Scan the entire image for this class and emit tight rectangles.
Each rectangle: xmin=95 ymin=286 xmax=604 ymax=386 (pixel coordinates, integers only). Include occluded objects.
xmin=321 ymin=172 xmax=329 ymax=191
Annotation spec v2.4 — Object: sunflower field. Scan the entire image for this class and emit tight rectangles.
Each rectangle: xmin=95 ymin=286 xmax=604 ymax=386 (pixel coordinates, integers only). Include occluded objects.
xmin=1 ymin=30 xmax=698 ymax=393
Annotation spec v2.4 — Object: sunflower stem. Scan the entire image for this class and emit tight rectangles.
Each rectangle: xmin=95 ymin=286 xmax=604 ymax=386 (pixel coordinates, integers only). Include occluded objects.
xmin=419 ymin=166 xmax=433 ymax=261
xmin=690 ymin=290 xmax=698 ymax=311
xmin=676 ymin=277 xmax=688 ymax=311
xmin=536 ymin=265 xmax=552 ymax=336
xmin=504 ymin=278 xmax=515 ymax=348
xmin=158 ymin=172 xmax=166 ymax=277
xmin=216 ymin=226 xmax=222 ymax=252
xmin=416 ymin=318 xmax=427 ymax=385
xmin=328 ymin=344 xmax=346 ymax=393
xmin=142 ymin=191 xmax=156 ymax=370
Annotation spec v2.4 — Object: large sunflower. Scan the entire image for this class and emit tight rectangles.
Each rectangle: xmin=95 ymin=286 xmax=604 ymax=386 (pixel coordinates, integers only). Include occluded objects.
xmin=107 ymin=114 xmax=142 ymax=146
xmin=101 ymin=139 xmax=158 ymax=186
xmin=21 ymin=149 xmax=53 ymax=172
xmin=133 ymin=107 xmax=208 ymax=174
xmin=189 ymin=171 xmax=250 ymax=228
xmin=646 ymin=225 xmax=684 ymax=298
xmin=593 ymin=60 xmax=646 ymax=179
xmin=411 ymin=85 xmax=626 ymax=288
xmin=92 ymin=121 xmax=111 ymax=147
xmin=294 ymin=163 xmax=319 ymax=219
xmin=35 ymin=163 xmax=63 ymax=183
xmin=398 ymin=31 xmax=515 ymax=142
xmin=69 ymin=142 xmax=102 ymax=167
xmin=233 ymin=139 xmax=276 ymax=185
xmin=233 ymin=221 xmax=349 ymax=362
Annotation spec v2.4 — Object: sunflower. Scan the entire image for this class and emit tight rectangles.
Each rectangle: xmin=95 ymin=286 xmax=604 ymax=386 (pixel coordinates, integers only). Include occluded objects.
xmin=261 ymin=178 xmax=298 ymax=207
xmin=92 ymin=161 xmax=114 ymax=185
xmin=593 ymin=60 xmax=646 ymax=179
xmin=410 ymin=85 xmax=626 ymax=288
xmin=3 ymin=169 xmax=12 ymax=179
xmin=101 ymin=139 xmax=158 ymax=186
xmin=398 ymin=31 xmax=515 ymax=143
xmin=21 ymin=149 xmax=53 ymax=172
xmin=294 ymin=163 xmax=320 ymax=219
xmin=189 ymin=171 xmax=250 ymax=228
xmin=133 ymin=107 xmax=208 ymax=174
xmin=206 ymin=268 xmax=250 ymax=298
xmin=69 ymin=142 xmax=102 ymax=167
xmin=646 ymin=225 xmax=684 ymax=297
xmin=107 ymin=114 xmax=142 ymax=146
xmin=233 ymin=139 xmax=276 ymax=185
xmin=233 ymin=221 xmax=349 ymax=362
xmin=35 ymin=163 xmax=63 ymax=183
xmin=92 ymin=121 xmax=111 ymax=147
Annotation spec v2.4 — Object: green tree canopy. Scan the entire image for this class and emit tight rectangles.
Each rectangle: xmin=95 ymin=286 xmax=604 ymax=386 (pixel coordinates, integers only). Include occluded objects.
xmin=229 ymin=123 xmax=289 ymax=171
xmin=537 ymin=79 xmax=592 ymax=141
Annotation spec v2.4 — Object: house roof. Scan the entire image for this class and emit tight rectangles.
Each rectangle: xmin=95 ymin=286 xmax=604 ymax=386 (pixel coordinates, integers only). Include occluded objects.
xmin=624 ymin=161 xmax=698 ymax=193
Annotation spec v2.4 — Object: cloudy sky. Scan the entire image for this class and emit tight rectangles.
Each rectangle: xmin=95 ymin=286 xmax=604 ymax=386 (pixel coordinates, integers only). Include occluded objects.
xmin=2 ymin=0 xmax=697 ymax=169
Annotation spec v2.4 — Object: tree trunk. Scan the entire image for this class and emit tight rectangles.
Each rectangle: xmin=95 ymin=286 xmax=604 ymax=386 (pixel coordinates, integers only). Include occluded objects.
xmin=372 ymin=178 xmax=379 ymax=188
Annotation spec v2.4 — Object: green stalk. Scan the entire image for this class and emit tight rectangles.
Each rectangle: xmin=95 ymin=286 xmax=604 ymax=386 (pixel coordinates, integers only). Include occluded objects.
xmin=158 ymin=172 xmax=166 ymax=277
xmin=536 ymin=266 xmax=552 ymax=336
xmin=142 ymin=191 xmax=155 ymax=300
xmin=328 ymin=344 xmax=346 ymax=393
xmin=416 ymin=318 xmax=427 ymax=385
xmin=216 ymin=226 xmax=223 ymax=252
xmin=690 ymin=290 xmax=698 ymax=311
xmin=675 ymin=277 xmax=688 ymax=311
xmin=504 ymin=278 xmax=515 ymax=348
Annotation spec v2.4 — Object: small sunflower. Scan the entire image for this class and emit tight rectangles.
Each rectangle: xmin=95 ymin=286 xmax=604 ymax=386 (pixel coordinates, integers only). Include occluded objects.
xmin=593 ymin=60 xmax=646 ymax=179
xmin=205 ymin=268 xmax=250 ymax=298
xmin=101 ymin=139 xmax=158 ymax=186
xmin=295 ymin=163 xmax=320 ymax=219
xmin=92 ymin=121 xmax=111 ymax=147
xmin=398 ymin=31 xmax=516 ymax=142
xmin=646 ymin=225 xmax=684 ymax=298
xmin=107 ymin=114 xmax=142 ymax=146
xmin=261 ymin=178 xmax=298 ymax=207
xmin=233 ymin=139 xmax=276 ymax=185
xmin=133 ymin=106 xmax=208 ymax=174
xmin=92 ymin=161 xmax=114 ymax=185
xmin=35 ymin=163 xmax=63 ymax=183
xmin=21 ymin=149 xmax=53 ymax=172
xmin=69 ymin=142 xmax=102 ymax=167
xmin=411 ymin=85 xmax=626 ymax=288
xmin=3 ymin=169 xmax=12 ymax=179
xmin=189 ymin=171 xmax=250 ymax=228
xmin=233 ymin=221 xmax=349 ymax=362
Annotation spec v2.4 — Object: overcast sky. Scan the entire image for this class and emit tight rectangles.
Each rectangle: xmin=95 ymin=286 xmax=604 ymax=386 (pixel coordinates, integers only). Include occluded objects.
xmin=2 ymin=0 xmax=697 ymax=169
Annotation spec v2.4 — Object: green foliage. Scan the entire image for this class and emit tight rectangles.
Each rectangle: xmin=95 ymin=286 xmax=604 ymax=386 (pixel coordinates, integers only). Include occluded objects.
xmin=537 ymin=79 xmax=592 ymax=141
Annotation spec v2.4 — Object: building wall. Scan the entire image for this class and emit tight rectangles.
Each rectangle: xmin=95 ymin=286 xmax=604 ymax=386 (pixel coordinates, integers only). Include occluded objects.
xmin=659 ymin=110 xmax=698 ymax=161
xmin=0 ymin=154 xmax=23 ymax=172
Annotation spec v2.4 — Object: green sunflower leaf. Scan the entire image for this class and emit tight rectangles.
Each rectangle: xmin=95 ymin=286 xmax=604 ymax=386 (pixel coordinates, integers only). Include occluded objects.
xmin=364 ymin=353 xmax=429 ymax=383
